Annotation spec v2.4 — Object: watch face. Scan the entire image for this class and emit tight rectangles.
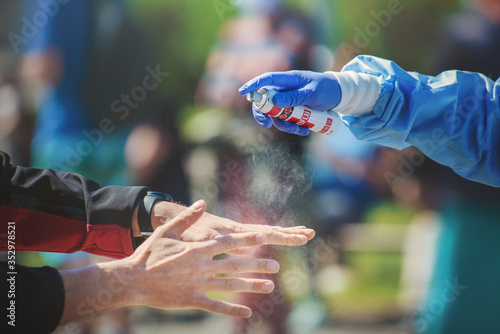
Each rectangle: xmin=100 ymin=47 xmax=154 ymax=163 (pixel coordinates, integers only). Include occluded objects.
xmin=147 ymin=191 xmax=173 ymax=202
xmin=139 ymin=192 xmax=174 ymax=236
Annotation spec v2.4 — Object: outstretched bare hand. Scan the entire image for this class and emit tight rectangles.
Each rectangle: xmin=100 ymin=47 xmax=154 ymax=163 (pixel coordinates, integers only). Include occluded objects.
xmin=151 ymin=200 xmax=315 ymax=255
xmin=127 ymin=200 xmax=280 ymax=317
xmin=59 ymin=201 xmax=283 ymax=325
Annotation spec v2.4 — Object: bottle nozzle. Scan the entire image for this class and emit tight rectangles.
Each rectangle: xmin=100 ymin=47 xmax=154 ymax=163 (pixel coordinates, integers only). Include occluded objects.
xmin=246 ymin=90 xmax=263 ymax=103
xmin=246 ymin=89 xmax=267 ymax=109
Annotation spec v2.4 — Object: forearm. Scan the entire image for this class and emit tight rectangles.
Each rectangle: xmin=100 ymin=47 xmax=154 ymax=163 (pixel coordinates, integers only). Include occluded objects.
xmin=58 ymin=203 xmax=191 ymax=323
xmin=58 ymin=259 xmax=137 ymax=325
xmin=337 ymin=55 xmax=500 ymax=186
xmin=0 ymin=151 xmax=148 ymax=257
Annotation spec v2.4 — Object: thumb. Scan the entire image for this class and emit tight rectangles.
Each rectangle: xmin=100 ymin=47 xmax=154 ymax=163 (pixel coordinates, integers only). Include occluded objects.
xmin=157 ymin=200 xmax=206 ymax=239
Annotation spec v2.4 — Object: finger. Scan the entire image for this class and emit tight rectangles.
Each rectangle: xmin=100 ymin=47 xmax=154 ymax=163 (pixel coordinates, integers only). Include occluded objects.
xmin=208 ymin=258 xmax=280 ymax=275
xmin=250 ymin=225 xmax=315 ymax=245
xmin=232 ymin=224 xmax=315 ymax=245
xmin=237 ymin=223 xmax=314 ymax=234
xmin=252 ymin=106 xmax=273 ymax=128
xmin=238 ymin=72 xmax=299 ymax=95
xmin=225 ymin=246 xmax=257 ymax=256
xmin=273 ymin=89 xmax=310 ymax=108
xmin=277 ymin=225 xmax=314 ymax=233
xmin=207 ymin=233 xmax=267 ymax=255
xmin=272 ymin=118 xmax=310 ymax=136
xmin=207 ymin=277 xmax=275 ymax=294
xmin=157 ymin=200 xmax=206 ymax=239
xmin=266 ymin=232 xmax=311 ymax=246
xmin=269 ymin=226 xmax=316 ymax=241
xmin=195 ymin=296 xmax=252 ymax=318
xmin=269 ymin=225 xmax=315 ymax=234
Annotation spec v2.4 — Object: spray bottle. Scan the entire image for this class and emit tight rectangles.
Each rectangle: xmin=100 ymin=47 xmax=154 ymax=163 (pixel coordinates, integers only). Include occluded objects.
xmin=246 ymin=88 xmax=341 ymax=136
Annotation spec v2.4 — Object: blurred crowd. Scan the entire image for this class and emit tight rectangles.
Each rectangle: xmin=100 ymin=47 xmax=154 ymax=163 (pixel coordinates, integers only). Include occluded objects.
xmin=1 ymin=0 xmax=500 ymax=333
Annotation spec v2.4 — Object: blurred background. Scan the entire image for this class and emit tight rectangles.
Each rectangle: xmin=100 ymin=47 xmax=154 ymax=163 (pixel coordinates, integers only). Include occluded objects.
xmin=2 ymin=0 xmax=500 ymax=333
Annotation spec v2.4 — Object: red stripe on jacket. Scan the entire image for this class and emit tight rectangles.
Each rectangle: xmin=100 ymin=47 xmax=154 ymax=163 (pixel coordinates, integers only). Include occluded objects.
xmin=0 ymin=204 xmax=133 ymax=259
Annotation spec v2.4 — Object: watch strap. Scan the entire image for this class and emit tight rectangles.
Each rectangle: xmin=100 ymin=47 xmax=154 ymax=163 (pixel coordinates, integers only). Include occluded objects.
xmin=137 ymin=191 xmax=173 ymax=238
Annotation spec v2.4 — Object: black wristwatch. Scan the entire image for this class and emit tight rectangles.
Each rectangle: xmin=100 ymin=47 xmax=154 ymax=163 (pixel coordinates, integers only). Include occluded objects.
xmin=134 ymin=191 xmax=173 ymax=247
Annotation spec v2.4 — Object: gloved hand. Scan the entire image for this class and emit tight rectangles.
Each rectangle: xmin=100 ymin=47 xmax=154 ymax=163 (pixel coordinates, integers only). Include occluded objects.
xmin=239 ymin=71 xmax=342 ymax=136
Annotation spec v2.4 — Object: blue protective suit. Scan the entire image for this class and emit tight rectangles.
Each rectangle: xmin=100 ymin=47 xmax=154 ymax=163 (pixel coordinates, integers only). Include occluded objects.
xmin=342 ymin=55 xmax=500 ymax=187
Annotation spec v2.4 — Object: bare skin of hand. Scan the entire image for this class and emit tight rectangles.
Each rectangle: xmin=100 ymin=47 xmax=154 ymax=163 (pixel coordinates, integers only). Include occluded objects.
xmin=147 ymin=200 xmax=315 ymax=255
xmin=60 ymin=201 xmax=280 ymax=325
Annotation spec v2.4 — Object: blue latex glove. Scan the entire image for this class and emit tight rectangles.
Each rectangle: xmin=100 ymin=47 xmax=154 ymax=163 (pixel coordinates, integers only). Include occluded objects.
xmin=239 ymin=71 xmax=342 ymax=136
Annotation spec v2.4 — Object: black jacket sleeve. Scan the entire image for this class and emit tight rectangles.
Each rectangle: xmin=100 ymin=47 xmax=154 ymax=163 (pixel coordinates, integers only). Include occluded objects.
xmin=0 ymin=151 xmax=149 ymax=257
xmin=1 ymin=263 xmax=65 ymax=333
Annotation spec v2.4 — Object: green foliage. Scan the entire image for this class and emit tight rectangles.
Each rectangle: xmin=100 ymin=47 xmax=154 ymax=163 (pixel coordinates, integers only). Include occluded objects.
xmin=364 ymin=201 xmax=419 ymax=226
xmin=333 ymin=0 xmax=461 ymax=71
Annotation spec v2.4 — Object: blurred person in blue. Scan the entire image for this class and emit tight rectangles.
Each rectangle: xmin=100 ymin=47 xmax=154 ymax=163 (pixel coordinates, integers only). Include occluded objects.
xmin=304 ymin=125 xmax=381 ymax=257
xmin=20 ymin=0 xmax=190 ymax=202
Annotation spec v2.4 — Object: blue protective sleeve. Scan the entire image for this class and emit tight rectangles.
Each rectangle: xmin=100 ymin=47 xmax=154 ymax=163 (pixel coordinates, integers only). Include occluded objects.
xmin=341 ymin=55 xmax=500 ymax=187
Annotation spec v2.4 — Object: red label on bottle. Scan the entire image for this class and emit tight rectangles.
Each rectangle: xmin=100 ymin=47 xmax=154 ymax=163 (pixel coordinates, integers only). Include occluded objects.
xmin=319 ymin=118 xmax=333 ymax=134
xmin=266 ymin=106 xmax=283 ymax=117
xmin=297 ymin=110 xmax=312 ymax=127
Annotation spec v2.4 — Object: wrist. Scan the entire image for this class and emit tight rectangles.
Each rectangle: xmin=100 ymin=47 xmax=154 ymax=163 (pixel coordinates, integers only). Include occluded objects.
xmin=324 ymin=72 xmax=342 ymax=110
xmin=133 ymin=191 xmax=174 ymax=245
xmin=150 ymin=201 xmax=186 ymax=230
xmin=59 ymin=260 xmax=140 ymax=324
xmin=328 ymin=71 xmax=382 ymax=117
xmin=100 ymin=258 xmax=144 ymax=306
xmin=132 ymin=205 xmax=141 ymax=237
